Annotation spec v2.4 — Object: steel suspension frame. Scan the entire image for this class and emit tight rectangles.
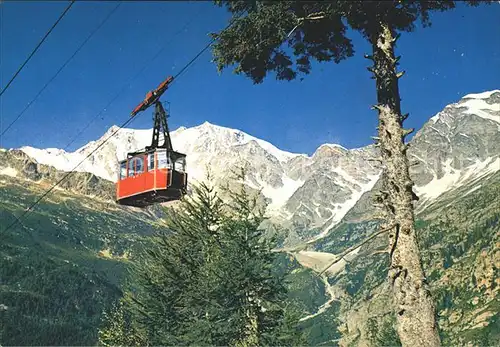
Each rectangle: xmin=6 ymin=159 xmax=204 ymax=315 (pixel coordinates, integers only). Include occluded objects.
xmin=146 ymin=101 xmax=173 ymax=152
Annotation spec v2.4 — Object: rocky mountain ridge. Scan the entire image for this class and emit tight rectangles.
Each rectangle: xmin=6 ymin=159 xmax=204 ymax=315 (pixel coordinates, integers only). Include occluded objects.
xmin=7 ymin=89 xmax=500 ymax=243
xmin=0 ymin=149 xmax=114 ymax=201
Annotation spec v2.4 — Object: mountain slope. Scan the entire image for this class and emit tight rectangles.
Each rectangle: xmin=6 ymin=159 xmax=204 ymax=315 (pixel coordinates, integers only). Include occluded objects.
xmin=0 ymin=151 xmax=161 ymax=345
xmin=2 ymin=149 xmax=497 ymax=346
xmin=281 ymin=90 xmax=500 ymax=345
xmin=313 ymin=169 xmax=500 ymax=346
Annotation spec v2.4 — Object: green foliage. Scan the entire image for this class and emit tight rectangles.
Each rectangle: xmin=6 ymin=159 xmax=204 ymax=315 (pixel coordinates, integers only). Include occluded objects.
xmin=366 ymin=315 xmax=401 ymax=347
xmin=417 ymin=174 xmax=500 ymax=345
xmin=99 ymin=175 xmax=304 ymax=346
xmin=311 ymin=171 xmax=499 ymax=346
xmin=212 ymin=1 xmax=353 ymax=83
xmin=344 ymin=252 xmax=388 ymax=299
xmin=342 ymin=172 xmax=500 ymax=345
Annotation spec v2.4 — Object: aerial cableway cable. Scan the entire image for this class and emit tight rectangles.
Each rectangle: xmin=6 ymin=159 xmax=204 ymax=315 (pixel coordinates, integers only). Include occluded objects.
xmin=0 ymin=0 xmax=76 ymax=97
xmin=63 ymin=6 xmax=203 ymax=151
xmin=1 ymin=12 xmax=244 ymax=235
xmin=0 ymin=2 xmax=122 ymax=138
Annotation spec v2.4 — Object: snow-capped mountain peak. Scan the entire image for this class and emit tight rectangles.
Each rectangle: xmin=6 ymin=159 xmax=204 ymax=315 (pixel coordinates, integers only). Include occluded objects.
xmin=430 ymin=90 xmax=500 ymax=124
xmin=463 ymin=89 xmax=500 ymax=100
xmin=13 ymin=89 xmax=500 ymax=242
xmin=20 ymin=121 xmax=303 ymax=183
xmin=174 ymin=121 xmax=302 ymax=163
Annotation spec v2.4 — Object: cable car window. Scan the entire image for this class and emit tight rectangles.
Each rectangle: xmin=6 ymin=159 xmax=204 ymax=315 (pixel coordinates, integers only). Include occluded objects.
xmin=157 ymin=151 xmax=171 ymax=169
xmin=175 ymin=158 xmax=186 ymax=173
xmin=148 ymin=153 xmax=155 ymax=171
xmin=136 ymin=157 xmax=144 ymax=174
xmin=120 ymin=162 xmax=127 ymax=179
xmin=128 ymin=159 xmax=135 ymax=177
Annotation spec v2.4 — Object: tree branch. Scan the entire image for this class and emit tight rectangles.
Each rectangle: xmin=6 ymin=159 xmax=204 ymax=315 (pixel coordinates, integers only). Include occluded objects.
xmin=287 ymin=12 xmax=327 ymax=37
xmin=298 ymin=13 xmax=326 ymax=21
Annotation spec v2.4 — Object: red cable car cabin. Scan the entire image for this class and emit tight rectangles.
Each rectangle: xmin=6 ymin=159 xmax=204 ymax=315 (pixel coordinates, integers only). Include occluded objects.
xmin=116 ymin=149 xmax=187 ymax=207
xmin=115 ymin=75 xmax=187 ymax=207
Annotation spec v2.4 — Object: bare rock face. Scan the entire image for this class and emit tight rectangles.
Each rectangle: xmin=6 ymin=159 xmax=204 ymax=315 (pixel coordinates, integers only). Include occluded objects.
xmin=0 ymin=149 xmax=114 ymax=200
xmin=283 ymin=144 xmax=380 ymax=233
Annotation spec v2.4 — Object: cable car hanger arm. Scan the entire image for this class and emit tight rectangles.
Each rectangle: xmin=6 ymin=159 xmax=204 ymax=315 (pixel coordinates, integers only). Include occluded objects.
xmin=129 ymin=75 xmax=175 ymax=152
xmin=130 ymin=75 xmax=174 ymax=117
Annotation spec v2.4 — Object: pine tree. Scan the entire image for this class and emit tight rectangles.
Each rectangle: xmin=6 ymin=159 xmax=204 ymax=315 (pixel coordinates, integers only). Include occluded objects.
xmin=209 ymin=1 xmax=493 ymax=345
xmin=98 ymin=174 xmax=304 ymax=346
xmin=218 ymin=174 xmax=296 ymax=346
xmin=98 ymin=180 xmax=225 ymax=345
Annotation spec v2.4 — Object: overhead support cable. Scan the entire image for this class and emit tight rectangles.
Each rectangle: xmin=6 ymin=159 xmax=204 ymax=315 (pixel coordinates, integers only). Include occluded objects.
xmin=0 ymin=0 xmax=76 ymax=97
xmin=0 ymin=2 xmax=122 ymax=138
xmin=63 ymin=6 xmax=202 ymax=151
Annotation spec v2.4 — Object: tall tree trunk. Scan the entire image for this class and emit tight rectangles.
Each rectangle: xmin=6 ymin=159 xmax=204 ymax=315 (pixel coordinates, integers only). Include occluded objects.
xmin=369 ymin=23 xmax=441 ymax=346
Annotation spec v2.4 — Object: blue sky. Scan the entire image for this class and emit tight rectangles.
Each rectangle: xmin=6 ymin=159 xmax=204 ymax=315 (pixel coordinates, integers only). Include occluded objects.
xmin=1 ymin=1 xmax=499 ymax=155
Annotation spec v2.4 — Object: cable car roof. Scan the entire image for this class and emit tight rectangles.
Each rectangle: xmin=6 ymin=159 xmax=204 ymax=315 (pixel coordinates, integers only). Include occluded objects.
xmin=119 ymin=148 xmax=186 ymax=163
